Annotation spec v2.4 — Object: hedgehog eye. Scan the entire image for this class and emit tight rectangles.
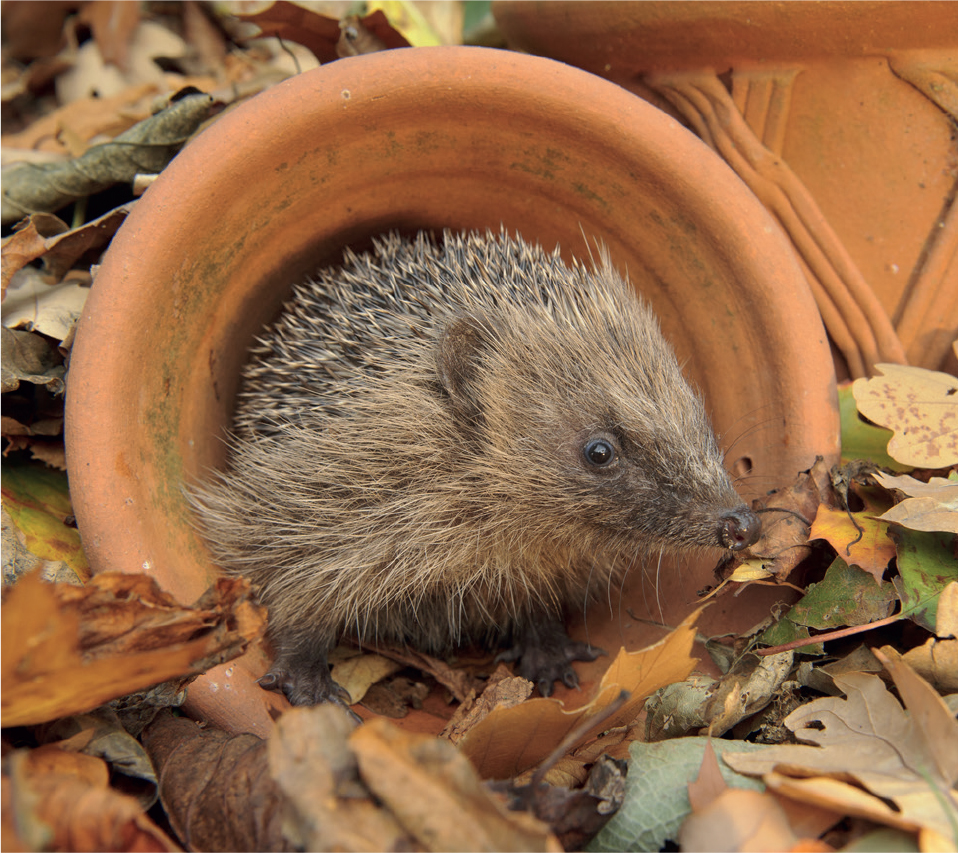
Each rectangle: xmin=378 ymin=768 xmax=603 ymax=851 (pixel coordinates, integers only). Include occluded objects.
xmin=584 ymin=438 xmax=616 ymax=467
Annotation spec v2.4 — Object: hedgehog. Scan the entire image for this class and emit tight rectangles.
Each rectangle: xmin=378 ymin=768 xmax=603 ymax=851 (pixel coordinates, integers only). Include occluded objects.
xmin=190 ymin=229 xmax=760 ymax=707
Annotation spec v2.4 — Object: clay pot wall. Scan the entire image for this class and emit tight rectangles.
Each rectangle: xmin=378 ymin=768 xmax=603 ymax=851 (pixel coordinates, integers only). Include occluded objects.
xmin=65 ymin=47 xmax=838 ymax=733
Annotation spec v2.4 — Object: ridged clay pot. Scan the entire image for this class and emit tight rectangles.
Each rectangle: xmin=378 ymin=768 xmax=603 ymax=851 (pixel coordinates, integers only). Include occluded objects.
xmin=493 ymin=1 xmax=958 ymax=377
xmin=65 ymin=46 xmax=839 ymax=736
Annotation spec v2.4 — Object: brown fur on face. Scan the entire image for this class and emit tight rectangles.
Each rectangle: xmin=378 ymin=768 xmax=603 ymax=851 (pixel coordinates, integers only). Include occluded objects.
xmin=190 ymin=230 xmax=758 ymax=688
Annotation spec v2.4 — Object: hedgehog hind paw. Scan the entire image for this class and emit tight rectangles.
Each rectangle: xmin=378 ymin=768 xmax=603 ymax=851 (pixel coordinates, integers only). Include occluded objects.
xmin=259 ymin=660 xmax=361 ymax=723
xmin=499 ymin=621 xmax=605 ymax=697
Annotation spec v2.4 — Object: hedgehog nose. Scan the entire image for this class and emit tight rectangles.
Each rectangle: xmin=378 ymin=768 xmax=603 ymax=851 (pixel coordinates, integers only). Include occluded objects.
xmin=719 ymin=507 xmax=761 ymax=551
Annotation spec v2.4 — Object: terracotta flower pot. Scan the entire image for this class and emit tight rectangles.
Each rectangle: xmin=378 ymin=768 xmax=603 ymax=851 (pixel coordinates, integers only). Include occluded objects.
xmin=65 ymin=46 xmax=838 ymax=736
xmin=493 ymin=1 xmax=958 ymax=377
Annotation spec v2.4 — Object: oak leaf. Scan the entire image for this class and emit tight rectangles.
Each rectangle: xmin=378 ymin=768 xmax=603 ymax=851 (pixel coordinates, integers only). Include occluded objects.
xmin=852 ymin=364 xmax=958 ymax=468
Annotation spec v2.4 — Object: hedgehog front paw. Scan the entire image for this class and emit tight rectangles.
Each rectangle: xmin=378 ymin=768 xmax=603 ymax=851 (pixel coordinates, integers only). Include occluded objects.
xmin=499 ymin=620 xmax=605 ymax=697
xmin=259 ymin=655 xmax=361 ymax=722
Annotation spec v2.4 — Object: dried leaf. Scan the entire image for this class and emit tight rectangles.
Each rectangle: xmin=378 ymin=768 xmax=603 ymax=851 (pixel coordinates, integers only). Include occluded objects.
xmin=143 ymin=711 xmax=286 ymax=852
xmin=442 ymin=668 xmax=533 ymax=744
xmin=1 ymin=572 xmax=266 ymax=727
xmin=838 ymin=384 xmax=904 ymax=470
xmin=3 ymin=269 xmax=89 ymax=343
xmin=678 ymin=787 xmax=801 ymax=853
xmin=236 ymin=1 xmax=342 ymax=63
xmin=268 ymin=704 xmax=410 ymax=852
xmin=330 ymin=650 xmax=403 ymax=704
xmin=38 ymin=709 xmax=158 ymax=809
xmin=2 ymin=506 xmax=81 ymax=586
xmin=1 ymin=83 xmax=158 ymax=153
xmin=78 ymin=0 xmax=142 ymax=71
xmin=0 ymin=212 xmax=68 ymax=297
xmin=0 ymin=327 xmax=65 ymax=394
xmin=728 ymin=457 xmax=834 ymax=583
xmin=459 ymin=608 xmax=702 ymax=779
xmin=724 ymin=663 xmax=958 ymax=840
xmin=351 ymin=717 xmax=560 ymax=852
xmin=852 ymin=364 xmax=958 ymax=468
xmin=1 ymin=93 xmax=213 ymax=225
xmin=3 ymin=747 xmax=180 ymax=852
xmin=875 ymin=472 xmax=958 ymax=534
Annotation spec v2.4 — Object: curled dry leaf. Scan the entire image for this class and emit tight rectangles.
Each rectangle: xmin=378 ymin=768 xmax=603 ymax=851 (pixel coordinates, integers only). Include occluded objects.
xmin=142 ymin=712 xmax=286 ymax=852
xmin=458 ymin=607 xmax=702 ymax=780
xmin=874 ymin=471 xmax=958 ymax=535
xmin=1 ymin=571 xmax=266 ymax=727
xmin=351 ymin=717 xmax=560 ymax=852
xmin=3 ymin=746 xmax=180 ymax=852
xmin=237 ymin=2 xmax=410 ymax=64
xmin=0 ymin=212 xmax=68 ymax=297
xmin=268 ymin=705 xmax=415 ymax=852
xmin=852 ymin=363 xmax=958 ymax=469
xmin=1 ymin=93 xmax=213 ymax=225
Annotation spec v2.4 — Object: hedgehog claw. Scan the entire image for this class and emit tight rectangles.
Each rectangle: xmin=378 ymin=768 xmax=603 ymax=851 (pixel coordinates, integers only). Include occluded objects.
xmin=501 ymin=619 xmax=604 ymax=696
xmin=259 ymin=656 xmax=361 ymax=723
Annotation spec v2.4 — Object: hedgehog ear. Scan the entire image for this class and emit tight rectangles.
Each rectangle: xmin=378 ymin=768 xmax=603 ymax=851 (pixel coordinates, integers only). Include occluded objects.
xmin=437 ymin=314 xmax=492 ymax=422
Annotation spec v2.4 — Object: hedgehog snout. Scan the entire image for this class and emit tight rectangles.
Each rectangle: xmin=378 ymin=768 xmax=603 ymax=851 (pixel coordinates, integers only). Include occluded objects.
xmin=718 ymin=507 xmax=762 ymax=551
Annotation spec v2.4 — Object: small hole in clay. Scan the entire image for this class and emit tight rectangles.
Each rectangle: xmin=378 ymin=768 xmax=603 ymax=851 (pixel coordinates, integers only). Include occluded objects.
xmin=731 ymin=456 xmax=753 ymax=479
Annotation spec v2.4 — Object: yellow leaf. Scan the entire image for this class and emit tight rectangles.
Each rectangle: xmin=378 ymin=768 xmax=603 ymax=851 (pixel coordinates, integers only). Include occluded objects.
xmin=459 ymin=607 xmax=702 ymax=779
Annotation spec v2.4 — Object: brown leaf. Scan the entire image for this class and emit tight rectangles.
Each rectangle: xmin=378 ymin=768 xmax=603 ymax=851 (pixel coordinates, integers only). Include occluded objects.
xmin=1 ymin=83 xmax=158 ymax=154
xmin=459 ymin=607 xmax=701 ymax=779
xmin=38 ymin=709 xmax=158 ymax=809
xmin=809 ymin=488 xmax=897 ymax=582
xmin=351 ymin=717 xmax=560 ymax=852
xmin=329 ymin=649 xmax=403 ymax=705
xmin=874 ymin=472 xmax=958 ymax=535
xmin=442 ymin=666 xmax=533 ymax=744
xmin=1 ymin=572 xmax=266 ymax=727
xmin=142 ymin=712 xmax=286 ymax=852
xmin=236 ymin=1 xmax=342 ymax=63
xmin=373 ymin=644 xmax=483 ymax=703
xmin=0 ymin=327 xmax=65 ymax=394
xmin=78 ymin=0 xmax=142 ymax=71
xmin=687 ymin=739 xmax=728 ymax=810
xmin=724 ymin=661 xmax=958 ymax=839
xmin=4 ymin=746 xmax=180 ymax=852
xmin=268 ymin=704 xmax=412 ymax=852
xmin=0 ymin=1 xmax=78 ymax=61
xmin=678 ymin=787 xmax=802 ymax=853
xmin=1 ymin=213 xmax=69 ymax=297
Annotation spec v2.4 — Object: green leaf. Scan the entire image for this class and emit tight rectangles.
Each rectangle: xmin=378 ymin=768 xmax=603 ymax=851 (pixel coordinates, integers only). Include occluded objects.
xmin=1 ymin=461 xmax=89 ymax=576
xmin=838 ymin=384 xmax=907 ymax=471
xmin=587 ymin=738 xmax=766 ymax=853
xmin=892 ymin=529 xmax=958 ymax=633
xmin=790 ymin=558 xmax=898 ymax=630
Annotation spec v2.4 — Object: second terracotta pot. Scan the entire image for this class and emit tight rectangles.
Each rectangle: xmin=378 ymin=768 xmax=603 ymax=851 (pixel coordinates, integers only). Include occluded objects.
xmin=66 ymin=46 xmax=838 ymax=735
